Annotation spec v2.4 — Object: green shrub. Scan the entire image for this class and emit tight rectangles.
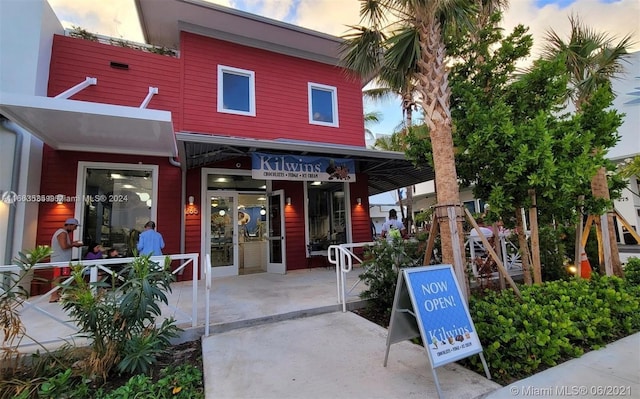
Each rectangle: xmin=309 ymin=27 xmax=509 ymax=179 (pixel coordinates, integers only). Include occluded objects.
xmin=96 ymin=365 xmax=203 ymax=399
xmin=59 ymin=254 xmax=180 ymax=380
xmin=463 ymin=276 xmax=640 ymax=384
xmin=624 ymin=257 xmax=640 ymax=285
xmin=359 ymin=238 xmax=424 ymax=323
xmin=1 ymin=246 xmax=53 ymax=375
xmin=538 ymin=225 xmax=572 ymax=281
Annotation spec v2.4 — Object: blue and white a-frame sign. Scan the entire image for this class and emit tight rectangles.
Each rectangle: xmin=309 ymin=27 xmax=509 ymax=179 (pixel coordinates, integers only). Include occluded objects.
xmin=384 ymin=265 xmax=491 ymax=398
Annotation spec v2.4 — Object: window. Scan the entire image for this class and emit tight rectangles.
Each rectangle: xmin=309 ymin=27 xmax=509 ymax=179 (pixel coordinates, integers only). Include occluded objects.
xmin=218 ymin=65 xmax=255 ymax=116
xmin=78 ymin=162 xmax=158 ymax=257
xmin=308 ymin=83 xmax=338 ymax=127
xmin=306 ymin=181 xmax=347 ymax=250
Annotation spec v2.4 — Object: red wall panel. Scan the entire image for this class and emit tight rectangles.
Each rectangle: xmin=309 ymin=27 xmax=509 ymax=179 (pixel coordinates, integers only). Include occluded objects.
xmin=49 ymin=35 xmax=182 ymax=127
xmin=36 ymin=146 xmax=182 ymax=256
xmin=180 ymin=33 xmax=364 ymax=146
xmin=42 ymin=32 xmax=373 ymax=275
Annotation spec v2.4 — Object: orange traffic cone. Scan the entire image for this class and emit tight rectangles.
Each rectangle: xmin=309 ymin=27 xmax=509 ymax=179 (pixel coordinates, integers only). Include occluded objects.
xmin=579 ymin=247 xmax=591 ymax=279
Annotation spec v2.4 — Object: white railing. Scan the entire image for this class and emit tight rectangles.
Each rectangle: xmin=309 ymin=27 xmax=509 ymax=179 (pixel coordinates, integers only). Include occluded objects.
xmin=0 ymin=253 xmax=199 ymax=349
xmin=331 ymin=235 xmax=527 ymax=312
xmin=204 ymin=254 xmax=212 ymax=337
xmin=467 ymin=233 xmax=525 ymax=278
xmin=329 ymin=242 xmax=376 ymax=312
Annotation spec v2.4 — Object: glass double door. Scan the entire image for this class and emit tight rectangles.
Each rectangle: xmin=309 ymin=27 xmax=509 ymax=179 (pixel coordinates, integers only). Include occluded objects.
xmin=206 ymin=190 xmax=285 ymax=277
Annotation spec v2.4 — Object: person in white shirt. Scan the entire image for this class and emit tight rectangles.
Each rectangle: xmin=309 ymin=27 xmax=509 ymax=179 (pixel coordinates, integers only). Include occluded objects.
xmin=470 ymin=221 xmax=493 ymax=238
xmin=49 ymin=218 xmax=83 ymax=302
xmin=380 ymin=209 xmax=407 ymax=241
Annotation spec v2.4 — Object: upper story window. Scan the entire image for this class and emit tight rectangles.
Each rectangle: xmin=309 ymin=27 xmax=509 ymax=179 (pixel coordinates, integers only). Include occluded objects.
xmin=218 ymin=65 xmax=256 ymax=116
xmin=308 ymin=83 xmax=338 ymax=127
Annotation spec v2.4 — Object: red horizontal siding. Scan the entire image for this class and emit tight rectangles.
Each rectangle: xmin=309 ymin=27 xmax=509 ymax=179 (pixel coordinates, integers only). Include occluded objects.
xmin=49 ymin=35 xmax=182 ymax=125
xmin=181 ymin=33 xmax=364 ymax=147
xmin=36 ymin=146 xmax=182 ymax=258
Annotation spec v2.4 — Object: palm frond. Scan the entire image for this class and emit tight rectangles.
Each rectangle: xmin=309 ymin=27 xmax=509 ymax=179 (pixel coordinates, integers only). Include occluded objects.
xmin=340 ymin=25 xmax=387 ymax=79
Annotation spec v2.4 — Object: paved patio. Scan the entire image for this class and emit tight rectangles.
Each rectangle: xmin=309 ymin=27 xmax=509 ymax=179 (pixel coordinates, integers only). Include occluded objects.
xmin=14 ymin=267 xmax=367 ymax=351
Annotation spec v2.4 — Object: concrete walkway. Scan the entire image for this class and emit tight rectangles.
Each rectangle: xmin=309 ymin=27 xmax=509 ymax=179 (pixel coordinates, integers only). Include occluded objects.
xmin=202 ymin=313 xmax=640 ymax=399
xmin=15 ymin=264 xmax=640 ymax=398
xmin=483 ymin=332 xmax=640 ymax=399
xmin=199 ymin=267 xmax=640 ymax=399
xmin=202 ymin=311 xmax=502 ymax=399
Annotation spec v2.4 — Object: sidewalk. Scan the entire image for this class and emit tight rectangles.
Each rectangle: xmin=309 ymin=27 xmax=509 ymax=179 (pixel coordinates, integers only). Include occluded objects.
xmin=202 ymin=311 xmax=502 ymax=399
xmin=203 ymin=313 xmax=639 ymax=399
xmin=483 ymin=332 xmax=640 ymax=399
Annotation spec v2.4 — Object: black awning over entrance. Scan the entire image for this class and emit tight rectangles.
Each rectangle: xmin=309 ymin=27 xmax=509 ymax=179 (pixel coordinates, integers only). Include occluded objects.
xmin=176 ymin=132 xmax=434 ymax=196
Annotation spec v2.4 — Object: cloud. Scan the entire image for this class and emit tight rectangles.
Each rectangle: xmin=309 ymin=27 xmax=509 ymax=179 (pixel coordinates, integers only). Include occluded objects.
xmin=48 ymin=0 xmax=145 ymax=42
xmin=294 ymin=0 xmax=360 ymax=37
xmin=502 ymin=0 xmax=640 ymax=58
xmin=232 ymin=0 xmax=294 ymax=22
xmin=48 ymin=0 xmax=639 ymax=56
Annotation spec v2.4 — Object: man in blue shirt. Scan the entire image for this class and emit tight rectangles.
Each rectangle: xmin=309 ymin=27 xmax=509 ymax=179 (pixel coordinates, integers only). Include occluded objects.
xmin=137 ymin=221 xmax=165 ymax=256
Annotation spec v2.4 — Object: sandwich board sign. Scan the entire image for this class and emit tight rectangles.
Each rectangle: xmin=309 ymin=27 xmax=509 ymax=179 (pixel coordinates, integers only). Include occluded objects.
xmin=384 ymin=264 xmax=490 ymax=398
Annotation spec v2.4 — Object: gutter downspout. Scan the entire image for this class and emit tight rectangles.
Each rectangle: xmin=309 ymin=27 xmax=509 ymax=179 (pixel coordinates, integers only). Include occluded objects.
xmin=1 ymin=117 xmax=23 ymax=266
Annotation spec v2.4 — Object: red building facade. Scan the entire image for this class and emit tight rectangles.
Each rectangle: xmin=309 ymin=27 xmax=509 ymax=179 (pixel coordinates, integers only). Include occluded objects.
xmin=32 ymin=1 xmax=382 ymax=282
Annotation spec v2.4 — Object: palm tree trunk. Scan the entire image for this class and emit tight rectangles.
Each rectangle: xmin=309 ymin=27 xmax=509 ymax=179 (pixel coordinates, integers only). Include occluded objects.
xmin=415 ymin=19 xmax=467 ymax=296
xmin=591 ymin=167 xmax=623 ymax=276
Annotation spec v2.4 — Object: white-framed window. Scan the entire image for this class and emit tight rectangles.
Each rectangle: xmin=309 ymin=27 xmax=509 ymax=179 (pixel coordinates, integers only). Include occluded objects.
xmin=75 ymin=162 xmax=159 ymax=257
xmin=217 ymin=65 xmax=256 ymax=116
xmin=308 ymin=82 xmax=338 ymax=127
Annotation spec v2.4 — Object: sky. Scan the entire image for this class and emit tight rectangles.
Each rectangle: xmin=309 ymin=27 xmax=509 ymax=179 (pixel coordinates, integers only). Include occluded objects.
xmin=44 ymin=0 xmax=640 ymax=203
xmin=45 ymin=0 xmax=639 ymax=135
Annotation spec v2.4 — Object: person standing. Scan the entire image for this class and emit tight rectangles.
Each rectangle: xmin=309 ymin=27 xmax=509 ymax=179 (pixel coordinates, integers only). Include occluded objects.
xmin=137 ymin=221 xmax=165 ymax=256
xmin=380 ymin=209 xmax=407 ymax=240
xmin=49 ymin=218 xmax=83 ymax=301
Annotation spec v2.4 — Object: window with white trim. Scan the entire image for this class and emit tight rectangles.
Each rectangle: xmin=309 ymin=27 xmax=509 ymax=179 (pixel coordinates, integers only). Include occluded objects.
xmin=78 ymin=162 xmax=158 ymax=257
xmin=308 ymin=83 xmax=338 ymax=127
xmin=217 ymin=65 xmax=256 ymax=116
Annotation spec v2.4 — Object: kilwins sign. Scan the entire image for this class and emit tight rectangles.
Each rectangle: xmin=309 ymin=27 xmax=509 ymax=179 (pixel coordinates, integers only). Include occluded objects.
xmin=251 ymin=152 xmax=356 ymax=182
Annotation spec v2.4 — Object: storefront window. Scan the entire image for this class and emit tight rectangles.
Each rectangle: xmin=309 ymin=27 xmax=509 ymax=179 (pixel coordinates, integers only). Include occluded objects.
xmin=81 ymin=165 xmax=155 ymax=256
xmin=307 ymin=181 xmax=346 ymax=250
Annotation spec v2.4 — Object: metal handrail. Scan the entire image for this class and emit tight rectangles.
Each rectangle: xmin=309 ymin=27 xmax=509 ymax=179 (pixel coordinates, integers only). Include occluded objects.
xmin=204 ymin=254 xmax=212 ymax=337
xmin=329 ymin=242 xmax=376 ymax=312
xmin=0 ymin=253 xmax=199 ymax=349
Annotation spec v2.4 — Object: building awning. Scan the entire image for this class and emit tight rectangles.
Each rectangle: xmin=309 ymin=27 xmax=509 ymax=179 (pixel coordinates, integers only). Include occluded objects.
xmin=0 ymin=92 xmax=177 ymax=157
xmin=176 ymin=132 xmax=434 ymax=196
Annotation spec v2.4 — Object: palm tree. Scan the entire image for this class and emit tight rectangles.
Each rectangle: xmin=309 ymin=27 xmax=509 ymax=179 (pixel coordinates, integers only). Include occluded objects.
xmin=543 ymin=14 xmax=634 ymax=276
xmin=364 ymin=111 xmax=382 ymax=145
xmin=342 ymin=0 xmax=478 ymax=296
xmin=364 ymin=82 xmax=419 ymax=228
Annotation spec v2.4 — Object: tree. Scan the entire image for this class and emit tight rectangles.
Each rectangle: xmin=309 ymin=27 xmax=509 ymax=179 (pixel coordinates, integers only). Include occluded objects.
xmin=342 ymin=0 xmax=479 ymax=297
xmin=542 ymin=14 xmax=634 ymax=276
xmin=364 ymin=111 xmax=382 ymax=145
xmin=446 ymin=12 xmax=621 ymax=284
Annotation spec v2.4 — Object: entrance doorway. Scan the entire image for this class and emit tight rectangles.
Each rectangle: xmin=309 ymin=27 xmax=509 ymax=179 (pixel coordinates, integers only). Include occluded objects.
xmin=207 ymin=191 xmax=238 ymax=277
xmin=267 ymin=190 xmax=286 ymax=274
xmin=201 ymin=170 xmax=287 ymax=276
xmin=238 ymin=193 xmax=269 ymax=275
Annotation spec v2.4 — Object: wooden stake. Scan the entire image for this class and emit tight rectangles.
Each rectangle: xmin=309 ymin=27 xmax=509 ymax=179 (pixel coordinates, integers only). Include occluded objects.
xmin=528 ymin=189 xmax=542 ymax=284
xmin=423 ymin=219 xmax=439 ymax=266
xmin=463 ymin=207 xmax=523 ymax=300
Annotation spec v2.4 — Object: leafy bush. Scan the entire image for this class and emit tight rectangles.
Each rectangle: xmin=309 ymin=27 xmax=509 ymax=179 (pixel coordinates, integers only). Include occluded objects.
xmin=537 ymin=225 xmax=572 ymax=281
xmin=464 ymin=276 xmax=640 ymax=384
xmin=359 ymin=238 xmax=424 ymax=323
xmin=60 ymin=254 xmax=180 ymax=380
xmin=96 ymin=365 xmax=203 ymax=399
xmin=1 ymin=246 xmax=53 ymax=374
xmin=624 ymin=257 xmax=640 ymax=285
